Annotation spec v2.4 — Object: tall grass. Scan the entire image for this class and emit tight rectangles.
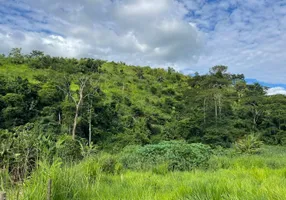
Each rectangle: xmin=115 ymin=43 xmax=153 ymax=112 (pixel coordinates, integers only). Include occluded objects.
xmin=4 ymin=145 xmax=286 ymax=200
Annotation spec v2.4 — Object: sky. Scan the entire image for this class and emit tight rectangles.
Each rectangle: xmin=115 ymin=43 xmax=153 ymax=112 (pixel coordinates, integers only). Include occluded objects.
xmin=0 ymin=0 xmax=286 ymax=94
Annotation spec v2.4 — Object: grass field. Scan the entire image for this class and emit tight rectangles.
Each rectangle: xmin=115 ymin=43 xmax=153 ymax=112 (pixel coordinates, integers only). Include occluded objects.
xmin=2 ymin=145 xmax=286 ymax=200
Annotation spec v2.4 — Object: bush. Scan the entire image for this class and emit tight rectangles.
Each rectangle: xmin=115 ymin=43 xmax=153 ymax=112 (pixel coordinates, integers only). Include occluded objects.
xmin=101 ymin=156 xmax=116 ymax=174
xmin=0 ymin=126 xmax=41 ymax=181
xmin=234 ymin=134 xmax=263 ymax=154
xmin=98 ymin=154 xmax=123 ymax=174
xmin=120 ymin=141 xmax=212 ymax=171
xmin=56 ymin=135 xmax=83 ymax=162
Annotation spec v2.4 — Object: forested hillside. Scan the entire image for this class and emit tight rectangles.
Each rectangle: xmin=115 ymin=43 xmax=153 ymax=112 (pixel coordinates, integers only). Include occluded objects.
xmin=2 ymin=49 xmax=286 ymax=199
xmin=1 ymin=48 xmax=286 ymax=151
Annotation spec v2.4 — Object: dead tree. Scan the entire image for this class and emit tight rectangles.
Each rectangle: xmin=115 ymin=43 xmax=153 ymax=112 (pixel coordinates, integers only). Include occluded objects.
xmin=57 ymin=76 xmax=95 ymax=140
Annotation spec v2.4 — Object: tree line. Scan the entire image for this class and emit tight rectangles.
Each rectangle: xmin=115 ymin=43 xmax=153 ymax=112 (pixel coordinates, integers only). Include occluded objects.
xmin=1 ymin=48 xmax=286 ymax=147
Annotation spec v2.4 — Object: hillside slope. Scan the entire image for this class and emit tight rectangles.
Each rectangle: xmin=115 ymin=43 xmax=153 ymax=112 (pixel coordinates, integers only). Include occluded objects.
xmin=0 ymin=50 xmax=286 ymax=151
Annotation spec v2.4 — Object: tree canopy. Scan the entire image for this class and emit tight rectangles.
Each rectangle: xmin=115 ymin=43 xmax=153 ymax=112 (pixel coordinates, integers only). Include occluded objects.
xmin=0 ymin=48 xmax=286 ymax=152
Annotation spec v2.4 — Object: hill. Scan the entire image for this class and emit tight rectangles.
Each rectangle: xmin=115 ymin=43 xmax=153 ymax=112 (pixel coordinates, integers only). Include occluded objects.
xmin=1 ymin=48 xmax=286 ymax=151
xmin=1 ymin=48 xmax=286 ymax=199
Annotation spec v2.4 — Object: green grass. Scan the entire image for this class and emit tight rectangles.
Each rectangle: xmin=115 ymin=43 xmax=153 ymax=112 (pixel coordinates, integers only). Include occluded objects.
xmin=3 ymin=146 xmax=286 ymax=200
xmin=0 ymin=64 xmax=43 ymax=84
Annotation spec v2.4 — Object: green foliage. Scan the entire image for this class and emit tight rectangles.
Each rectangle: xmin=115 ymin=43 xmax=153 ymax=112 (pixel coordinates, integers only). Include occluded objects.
xmin=55 ymin=135 xmax=83 ymax=162
xmin=99 ymin=154 xmax=118 ymax=174
xmin=0 ymin=125 xmax=86 ymax=181
xmin=0 ymin=125 xmax=41 ymax=181
xmin=80 ymin=142 xmax=98 ymax=158
xmin=0 ymin=49 xmax=285 ymax=150
xmin=1 ymin=49 xmax=286 ymax=197
xmin=151 ymin=163 xmax=169 ymax=175
xmin=8 ymin=48 xmax=24 ymax=64
xmin=3 ymin=145 xmax=286 ymax=200
xmin=234 ymin=134 xmax=263 ymax=154
xmin=121 ymin=141 xmax=212 ymax=171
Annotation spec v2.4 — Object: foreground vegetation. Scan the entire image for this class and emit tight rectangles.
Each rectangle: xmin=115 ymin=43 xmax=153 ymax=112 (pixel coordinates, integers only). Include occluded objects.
xmin=2 ymin=145 xmax=286 ymax=200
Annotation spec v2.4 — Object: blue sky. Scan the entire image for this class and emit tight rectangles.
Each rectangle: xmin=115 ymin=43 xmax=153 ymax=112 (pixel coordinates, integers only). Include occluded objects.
xmin=0 ymin=0 xmax=286 ymax=94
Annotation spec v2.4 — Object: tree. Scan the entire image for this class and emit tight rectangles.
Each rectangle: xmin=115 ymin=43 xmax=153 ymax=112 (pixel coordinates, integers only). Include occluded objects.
xmin=209 ymin=65 xmax=228 ymax=77
xmin=57 ymin=75 xmax=99 ymax=140
xmin=29 ymin=50 xmax=44 ymax=58
xmin=9 ymin=48 xmax=24 ymax=64
xmin=78 ymin=58 xmax=105 ymax=73
xmin=1 ymin=77 xmax=39 ymax=128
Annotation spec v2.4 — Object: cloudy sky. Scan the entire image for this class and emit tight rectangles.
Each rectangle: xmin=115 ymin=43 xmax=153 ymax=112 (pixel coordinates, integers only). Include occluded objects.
xmin=0 ymin=0 xmax=286 ymax=93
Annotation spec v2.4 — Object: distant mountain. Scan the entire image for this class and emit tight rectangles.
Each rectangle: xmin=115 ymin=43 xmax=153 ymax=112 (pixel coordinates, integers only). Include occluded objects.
xmin=246 ymin=78 xmax=286 ymax=89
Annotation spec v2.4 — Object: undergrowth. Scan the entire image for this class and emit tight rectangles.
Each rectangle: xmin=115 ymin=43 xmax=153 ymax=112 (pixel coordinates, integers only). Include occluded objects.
xmin=2 ymin=145 xmax=286 ymax=200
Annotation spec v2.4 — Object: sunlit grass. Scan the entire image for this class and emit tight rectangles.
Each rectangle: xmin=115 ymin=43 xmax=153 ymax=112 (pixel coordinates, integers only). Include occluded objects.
xmin=7 ymin=165 xmax=286 ymax=200
xmin=0 ymin=64 xmax=41 ymax=84
xmin=4 ymin=146 xmax=286 ymax=200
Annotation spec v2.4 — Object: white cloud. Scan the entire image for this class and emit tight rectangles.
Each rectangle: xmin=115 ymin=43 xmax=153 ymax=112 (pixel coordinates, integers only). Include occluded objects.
xmin=0 ymin=0 xmax=286 ymax=85
xmin=0 ymin=0 xmax=203 ymax=70
xmin=0 ymin=25 xmax=91 ymax=58
xmin=267 ymin=87 xmax=286 ymax=96
xmin=183 ymin=0 xmax=286 ymax=84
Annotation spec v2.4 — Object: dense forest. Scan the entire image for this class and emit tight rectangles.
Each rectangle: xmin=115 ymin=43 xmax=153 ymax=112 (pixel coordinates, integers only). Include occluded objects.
xmin=1 ymin=48 xmax=286 ymax=147
xmin=1 ymin=48 xmax=286 ymax=199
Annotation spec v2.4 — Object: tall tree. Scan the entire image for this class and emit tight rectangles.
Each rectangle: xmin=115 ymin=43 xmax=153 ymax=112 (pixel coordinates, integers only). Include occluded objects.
xmin=9 ymin=48 xmax=24 ymax=64
xmin=57 ymin=75 xmax=99 ymax=139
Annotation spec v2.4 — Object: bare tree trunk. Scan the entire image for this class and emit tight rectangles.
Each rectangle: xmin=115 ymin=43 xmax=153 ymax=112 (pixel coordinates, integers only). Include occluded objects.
xmin=57 ymin=76 xmax=92 ymax=140
xmin=88 ymin=99 xmax=92 ymax=146
xmin=72 ymin=79 xmax=86 ymax=140
xmin=214 ymin=98 xmax=218 ymax=125
xmin=203 ymin=97 xmax=207 ymax=124
xmin=252 ymin=107 xmax=261 ymax=130
xmin=72 ymin=100 xmax=82 ymax=140
xmin=218 ymin=95 xmax=222 ymax=119
xmin=58 ymin=112 xmax=61 ymax=125
xmin=253 ymin=114 xmax=256 ymax=130
xmin=278 ymin=111 xmax=281 ymax=130
xmin=88 ymin=115 xmax=92 ymax=146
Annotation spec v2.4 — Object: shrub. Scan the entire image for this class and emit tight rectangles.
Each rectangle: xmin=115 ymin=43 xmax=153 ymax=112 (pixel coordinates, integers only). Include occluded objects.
xmin=234 ymin=134 xmax=263 ymax=154
xmin=98 ymin=154 xmax=121 ymax=174
xmin=120 ymin=141 xmax=212 ymax=171
xmin=120 ymin=145 xmax=142 ymax=169
xmin=101 ymin=157 xmax=116 ymax=174
xmin=80 ymin=142 xmax=98 ymax=158
xmin=56 ymin=135 xmax=83 ymax=162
